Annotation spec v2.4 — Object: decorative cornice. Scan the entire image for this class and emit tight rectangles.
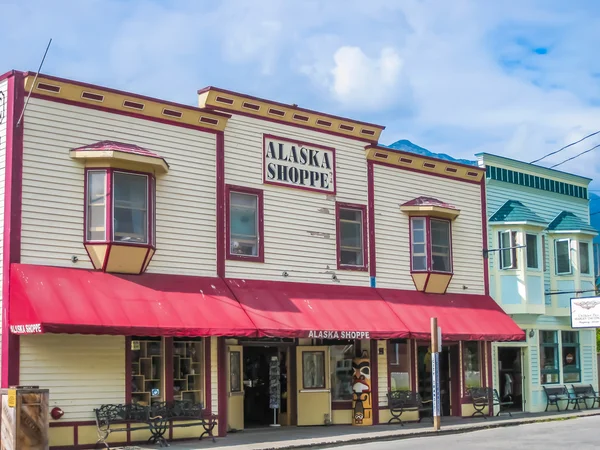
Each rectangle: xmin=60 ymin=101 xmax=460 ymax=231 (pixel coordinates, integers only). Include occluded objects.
xmin=198 ymin=87 xmax=384 ymax=142
xmin=365 ymin=146 xmax=485 ymax=183
xmin=23 ymin=74 xmax=229 ymax=132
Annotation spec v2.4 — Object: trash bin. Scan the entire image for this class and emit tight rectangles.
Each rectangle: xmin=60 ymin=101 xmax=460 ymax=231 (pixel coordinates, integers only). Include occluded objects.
xmin=1 ymin=386 xmax=49 ymax=450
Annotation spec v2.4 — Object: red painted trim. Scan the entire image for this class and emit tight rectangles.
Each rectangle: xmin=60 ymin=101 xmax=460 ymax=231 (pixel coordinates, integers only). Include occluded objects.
xmin=29 ymin=93 xmax=222 ymax=135
xmin=217 ymin=337 xmax=227 ymax=437
xmin=208 ymin=105 xmax=377 ymax=144
xmin=367 ymin=161 xmax=376 ymax=278
xmin=2 ymin=72 xmax=24 ymax=388
xmin=216 ymin=132 xmax=225 ymax=277
xmin=204 ymin=338 xmax=212 ymax=414
xmin=225 ymin=184 xmax=265 ymax=263
xmin=336 ymin=202 xmax=368 ymax=271
xmin=198 ymin=86 xmax=385 ymax=130
xmin=0 ymin=70 xmax=16 ymax=83
xmin=24 ymin=73 xmax=231 ymax=119
xmin=165 ymin=337 xmax=174 ymax=403
xmin=125 ymin=337 xmax=132 ymax=402
xmin=368 ymin=145 xmax=485 ymax=172
xmin=262 ymin=133 xmax=337 ymax=195
xmin=480 ymin=178 xmax=490 ymax=296
xmin=370 ymin=339 xmax=379 ymax=425
xmin=372 ymin=159 xmax=482 ymax=185
xmin=73 ymin=423 xmax=79 ymax=446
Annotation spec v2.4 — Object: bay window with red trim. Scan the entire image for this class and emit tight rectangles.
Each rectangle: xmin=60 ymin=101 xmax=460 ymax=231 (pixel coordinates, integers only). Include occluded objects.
xmin=410 ymin=217 xmax=453 ymax=274
xmin=226 ymin=185 xmax=264 ymax=262
xmin=84 ymin=168 xmax=156 ymax=274
xmin=336 ymin=203 xmax=368 ymax=271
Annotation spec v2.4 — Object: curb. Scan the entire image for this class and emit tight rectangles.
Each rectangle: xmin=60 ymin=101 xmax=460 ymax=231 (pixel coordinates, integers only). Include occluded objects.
xmin=253 ymin=411 xmax=600 ymax=450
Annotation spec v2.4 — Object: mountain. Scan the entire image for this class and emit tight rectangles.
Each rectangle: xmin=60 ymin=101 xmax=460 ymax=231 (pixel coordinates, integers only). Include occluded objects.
xmin=385 ymin=139 xmax=478 ymax=167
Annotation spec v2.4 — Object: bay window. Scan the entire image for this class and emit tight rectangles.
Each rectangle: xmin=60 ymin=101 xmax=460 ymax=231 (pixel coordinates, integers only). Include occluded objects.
xmin=337 ymin=203 xmax=367 ymax=270
xmin=526 ymin=234 xmax=539 ymax=269
xmin=463 ymin=342 xmax=482 ymax=389
xmin=562 ymin=331 xmax=580 ymax=383
xmin=388 ymin=341 xmax=410 ymax=391
xmin=499 ymin=231 xmax=517 ymax=269
xmin=555 ymin=239 xmax=571 ymax=275
xmin=227 ymin=185 xmax=264 ymax=261
xmin=540 ymin=331 xmax=559 ymax=384
xmin=410 ymin=217 xmax=452 ymax=273
xmin=579 ymin=242 xmax=590 ymax=274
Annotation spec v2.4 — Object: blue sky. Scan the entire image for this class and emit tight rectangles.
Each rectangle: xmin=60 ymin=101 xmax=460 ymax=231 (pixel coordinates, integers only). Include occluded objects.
xmin=1 ymin=0 xmax=600 ymax=207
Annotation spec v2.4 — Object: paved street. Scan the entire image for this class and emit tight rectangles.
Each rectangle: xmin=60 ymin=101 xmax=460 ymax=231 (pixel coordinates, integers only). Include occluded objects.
xmin=325 ymin=415 xmax=600 ymax=450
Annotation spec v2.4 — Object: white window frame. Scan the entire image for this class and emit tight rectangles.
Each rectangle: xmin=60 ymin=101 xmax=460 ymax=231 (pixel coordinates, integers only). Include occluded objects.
xmin=579 ymin=241 xmax=591 ymax=275
xmin=229 ymin=191 xmax=259 ymax=257
xmin=86 ymin=169 xmax=107 ymax=242
xmin=526 ymin=233 xmax=539 ymax=270
xmin=112 ymin=171 xmax=150 ymax=244
xmin=338 ymin=207 xmax=365 ymax=268
xmin=410 ymin=217 xmax=428 ymax=272
xmin=499 ymin=230 xmax=517 ymax=270
xmin=554 ymin=238 xmax=572 ymax=275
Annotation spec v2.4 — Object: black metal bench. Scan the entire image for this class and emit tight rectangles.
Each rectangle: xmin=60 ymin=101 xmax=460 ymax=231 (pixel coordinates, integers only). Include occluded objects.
xmin=94 ymin=401 xmax=217 ymax=448
xmin=542 ymin=385 xmax=576 ymax=411
xmin=467 ymin=387 xmax=493 ymax=419
xmin=387 ymin=390 xmax=432 ymax=425
xmin=493 ymin=388 xmax=513 ymax=417
xmin=571 ymin=384 xmax=600 ymax=409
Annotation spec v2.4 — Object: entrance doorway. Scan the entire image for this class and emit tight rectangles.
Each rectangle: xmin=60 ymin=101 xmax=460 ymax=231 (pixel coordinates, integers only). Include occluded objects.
xmin=417 ymin=345 xmax=459 ymax=416
xmin=497 ymin=347 xmax=523 ymax=412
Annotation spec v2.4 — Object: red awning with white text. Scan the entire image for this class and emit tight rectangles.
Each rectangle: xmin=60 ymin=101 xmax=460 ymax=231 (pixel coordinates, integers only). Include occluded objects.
xmin=377 ymin=288 xmax=525 ymax=341
xmin=225 ymin=278 xmax=410 ymax=339
xmin=9 ymin=264 xmax=257 ymax=337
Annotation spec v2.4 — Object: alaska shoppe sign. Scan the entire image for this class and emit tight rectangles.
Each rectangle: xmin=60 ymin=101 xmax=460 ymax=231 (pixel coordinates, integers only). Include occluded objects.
xmin=263 ymin=134 xmax=336 ymax=194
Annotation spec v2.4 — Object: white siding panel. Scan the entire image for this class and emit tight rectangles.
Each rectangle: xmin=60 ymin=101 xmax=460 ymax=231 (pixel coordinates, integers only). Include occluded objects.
xmin=374 ymin=165 xmax=485 ymax=293
xmin=0 ymin=78 xmax=7 ymax=377
xmin=21 ymin=98 xmax=217 ymax=276
xmin=20 ymin=334 xmax=125 ymax=421
xmin=224 ymin=114 xmax=370 ymax=286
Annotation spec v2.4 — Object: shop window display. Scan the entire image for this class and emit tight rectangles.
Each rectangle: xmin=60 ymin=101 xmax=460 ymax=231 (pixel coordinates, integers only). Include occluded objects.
xmin=131 ymin=338 xmax=163 ymax=405
xmin=562 ymin=331 xmax=580 ymax=383
xmin=331 ymin=343 xmax=355 ymax=401
xmin=173 ymin=339 xmax=204 ymax=403
xmin=463 ymin=342 xmax=481 ymax=389
xmin=540 ymin=330 xmax=559 ymax=384
xmin=388 ymin=341 xmax=410 ymax=391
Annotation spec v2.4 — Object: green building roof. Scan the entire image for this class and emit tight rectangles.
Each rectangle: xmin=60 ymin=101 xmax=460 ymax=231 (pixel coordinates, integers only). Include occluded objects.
xmin=489 ymin=200 xmax=547 ymax=225
xmin=546 ymin=211 xmax=597 ymax=234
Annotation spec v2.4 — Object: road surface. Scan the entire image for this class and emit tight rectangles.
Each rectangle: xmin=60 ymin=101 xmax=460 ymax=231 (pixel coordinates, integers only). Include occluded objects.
xmin=323 ymin=415 xmax=600 ymax=449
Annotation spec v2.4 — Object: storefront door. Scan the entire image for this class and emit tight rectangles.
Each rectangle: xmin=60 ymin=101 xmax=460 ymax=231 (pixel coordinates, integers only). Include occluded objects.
xmin=296 ymin=346 xmax=331 ymax=426
xmin=227 ymin=345 xmax=244 ymax=431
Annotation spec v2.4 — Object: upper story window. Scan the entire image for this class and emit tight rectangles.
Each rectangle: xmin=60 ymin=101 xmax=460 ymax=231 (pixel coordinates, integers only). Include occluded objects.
xmin=86 ymin=170 xmax=155 ymax=245
xmin=410 ymin=217 xmax=452 ymax=273
xmin=526 ymin=233 xmax=539 ymax=269
xmin=337 ymin=203 xmax=367 ymax=271
xmin=555 ymin=239 xmax=571 ymax=275
xmin=579 ymin=241 xmax=590 ymax=275
xmin=498 ymin=231 xmax=517 ymax=270
xmin=227 ymin=185 xmax=264 ymax=262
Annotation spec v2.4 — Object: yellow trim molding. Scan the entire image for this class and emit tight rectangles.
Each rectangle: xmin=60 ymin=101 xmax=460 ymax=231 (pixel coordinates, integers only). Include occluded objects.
xmin=400 ymin=205 xmax=460 ymax=220
xmin=24 ymin=74 xmax=228 ymax=132
xmin=198 ymin=87 xmax=384 ymax=142
xmin=365 ymin=147 xmax=485 ymax=183
xmin=70 ymin=149 xmax=169 ymax=174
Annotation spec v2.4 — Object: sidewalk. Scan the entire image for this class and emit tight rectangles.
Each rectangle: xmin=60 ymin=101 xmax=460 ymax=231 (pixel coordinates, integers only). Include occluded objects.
xmin=116 ymin=409 xmax=600 ymax=450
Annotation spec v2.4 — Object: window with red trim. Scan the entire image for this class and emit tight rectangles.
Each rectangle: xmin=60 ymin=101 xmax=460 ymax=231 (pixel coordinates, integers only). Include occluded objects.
xmin=226 ymin=185 xmax=264 ymax=261
xmin=410 ymin=217 xmax=452 ymax=273
xmin=85 ymin=169 xmax=156 ymax=245
xmin=337 ymin=203 xmax=367 ymax=270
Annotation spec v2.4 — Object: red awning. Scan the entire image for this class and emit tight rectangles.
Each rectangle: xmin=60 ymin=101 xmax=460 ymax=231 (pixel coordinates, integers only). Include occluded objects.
xmin=9 ymin=264 xmax=257 ymax=337
xmin=377 ymin=289 xmax=525 ymax=341
xmin=225 ymin=279 xmax=410 ymax=339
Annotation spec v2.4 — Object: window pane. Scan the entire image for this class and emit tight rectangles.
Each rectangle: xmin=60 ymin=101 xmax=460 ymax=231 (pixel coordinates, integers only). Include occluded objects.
xmin=331 ymin=344 xmax=355 ymax=401
xmin=411 ymin=218 xmax=427 ymax=271
xmin=131 ymin=339 xmax=163 ymax=405
xmin=431 ymin=220 xmax=451 ymax=272
xmin=412 ymin=256 xmax=427 ymax=271
xmin=463 ymin=342 xmax=481 ymax=388
xmin=303 ymin=351 xmax=325 ymax=389
xmin=340 ymin=208 xmax=363 ymax=266
xmin=556 ymin=240 xmax=571 ymax=274
xmin=113 ymin=172 xmax=148 ymax=243
xmin=541 ymin=330 xmax=557 ymax=344
xmin=500 ymin=231 xmax=512 ymax=269
xmin=173 ymin=340 xmax=203 ymax=403
xmin=388 ymin=342 xmax=410 ymax=391
xmin=579 ymin=242 xmax=590 ymax=274
xmin=230 ymin=351 xmax=241 ymax=393
xmin=230 ymin=192 xmax=258 ymax=256
xmin=526 ymin=234 xmax=538 ymax=269
xmin=87 ymin=171 xmax=107 ymax=241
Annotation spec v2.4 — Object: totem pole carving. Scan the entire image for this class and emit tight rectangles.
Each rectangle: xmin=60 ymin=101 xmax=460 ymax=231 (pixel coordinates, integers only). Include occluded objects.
xmin=351 ymin=350 xmax=372 ymax=426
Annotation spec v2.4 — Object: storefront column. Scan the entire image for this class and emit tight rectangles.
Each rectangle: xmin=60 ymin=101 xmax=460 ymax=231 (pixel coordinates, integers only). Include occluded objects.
xmin=217 ymin=337 xmax=227 ymax=437
xmin=370 ymin=340 xmax=379 ymax=425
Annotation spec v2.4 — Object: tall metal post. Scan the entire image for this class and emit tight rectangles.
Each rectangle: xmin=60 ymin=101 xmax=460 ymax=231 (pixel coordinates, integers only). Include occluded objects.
xmin=431 ymin=317 xmax=441 ymax=431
